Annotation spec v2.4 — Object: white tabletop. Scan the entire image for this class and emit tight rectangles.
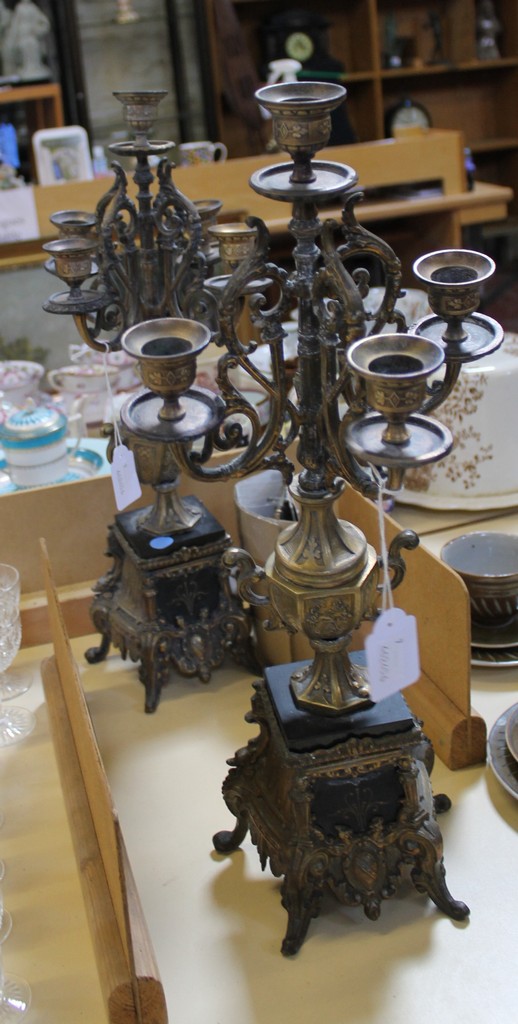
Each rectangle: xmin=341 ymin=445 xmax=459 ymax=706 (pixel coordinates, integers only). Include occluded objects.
xmin=2 ymin=621 xmax=517 ymax=1024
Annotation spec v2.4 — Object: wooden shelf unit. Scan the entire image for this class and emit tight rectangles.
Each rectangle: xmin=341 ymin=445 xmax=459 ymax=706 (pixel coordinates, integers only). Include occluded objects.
xmin=0 ymin=82 xmax=64 ymax=131
xmin=0 ymin=81 xmax=64 ymax=180
xmin=201 ymin=0 xmax=518 ymax=211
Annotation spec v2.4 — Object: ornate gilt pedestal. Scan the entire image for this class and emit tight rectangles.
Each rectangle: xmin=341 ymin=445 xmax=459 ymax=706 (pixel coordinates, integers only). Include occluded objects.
xmin=213 ymin=661 xmax=469 ymax=955
xmin=85 ymin=499 xmax=255 ymax=711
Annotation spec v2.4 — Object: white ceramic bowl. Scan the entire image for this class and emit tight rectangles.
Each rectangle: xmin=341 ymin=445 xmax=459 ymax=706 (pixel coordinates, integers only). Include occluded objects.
xmin=400 ymin=332 xmax=518 ymax=510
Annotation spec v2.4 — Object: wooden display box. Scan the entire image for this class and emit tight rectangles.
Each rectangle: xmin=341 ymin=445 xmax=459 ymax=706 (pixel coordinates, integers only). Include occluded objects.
xmin=7 ymin=452 xmax=482 ymax=771
xmin=5 ymin=460 xmax=240 ymax=648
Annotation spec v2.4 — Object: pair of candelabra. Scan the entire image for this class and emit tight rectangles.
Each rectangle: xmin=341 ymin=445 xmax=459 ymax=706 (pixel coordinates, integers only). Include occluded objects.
xmin=43 ymin=85 xmax=501 ymax=952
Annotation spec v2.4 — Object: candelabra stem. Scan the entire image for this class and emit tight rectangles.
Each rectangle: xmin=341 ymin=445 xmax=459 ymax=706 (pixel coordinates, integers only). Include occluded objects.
xmin=291 ymin=636 xmax=370 ymax=714
xmin=289 ymin=199 xmax=329 ymax=492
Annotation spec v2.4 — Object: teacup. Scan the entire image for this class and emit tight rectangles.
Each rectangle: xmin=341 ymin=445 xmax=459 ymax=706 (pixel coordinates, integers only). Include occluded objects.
xmin=47 ymin=362 xmax=120 ymax=395
xmin=69 ymin=343 xmax=139 ymax=392
xmin=441 ymin=531 xmax=518 ymax=628
xmin=0 ymin=360 xmax=45 ymax=407
xmin=177 ymin=140 xmax=228 ymax=166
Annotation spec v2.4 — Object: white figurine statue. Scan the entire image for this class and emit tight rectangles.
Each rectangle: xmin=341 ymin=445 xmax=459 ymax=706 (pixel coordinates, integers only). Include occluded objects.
xmin=2 ymin=0 xmax=51 ymax=81
xmin=476 ymin=0 xmax=502 ymax=60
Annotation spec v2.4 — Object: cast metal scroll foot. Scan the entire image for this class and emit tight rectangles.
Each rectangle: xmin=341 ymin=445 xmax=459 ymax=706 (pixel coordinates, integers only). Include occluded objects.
xmin=213 ymin=812 xmax=249 ymax=854
xmin=417 ymin=860 xmax=470 ymax=921
xmin=85 ymin=632 xmax=111 ymax=664
xmin=280 ymin=878 xmax=324 ymax=957
xmin=409 ymin=845 xmax=470 ymax=921
xmin=434 ymin=793 xmax=452 ymax=814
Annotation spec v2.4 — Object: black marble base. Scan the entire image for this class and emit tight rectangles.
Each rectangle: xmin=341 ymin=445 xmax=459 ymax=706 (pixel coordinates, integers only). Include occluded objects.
xmin=116 ymin=497 xmax=226 ymax=560
xmin=265 ymin=658 xmax=415 ymax=753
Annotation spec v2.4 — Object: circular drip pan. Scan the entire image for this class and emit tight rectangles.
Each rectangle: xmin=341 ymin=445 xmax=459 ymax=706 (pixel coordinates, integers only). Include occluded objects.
xmin=109 ymin=140 xmax=174 ymax=158
xmin=414 ymin=313 xmax=503 ymax=362
xmin=43 ymin=288 xmax=108 ymax=314
xmin=344 ymin=412 xmax=453 ymax=468
xmin=250 ymin=161 xmax=357 ymax=202
xmin=121 ymin=386 xmax=225 ymax=442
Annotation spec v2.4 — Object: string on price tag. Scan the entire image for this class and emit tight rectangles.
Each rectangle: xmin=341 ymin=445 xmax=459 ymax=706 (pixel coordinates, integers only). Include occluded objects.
xmin=101 ymin=345 xmax=142 ymax=510
xmin=365 ymin=469 xmax=420 ymax=702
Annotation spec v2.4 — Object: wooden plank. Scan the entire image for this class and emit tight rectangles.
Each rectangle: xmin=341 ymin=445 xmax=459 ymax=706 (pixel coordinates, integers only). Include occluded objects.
xmin=41 ymin=656 xmax=137 ymax=1024
xmin=31 ymin=129 xmax=466 ymax=234
xmin=0 ymin=130 xmax=510 ymax=266
xmin=40 ymin=538 xmax=167 ymax=1024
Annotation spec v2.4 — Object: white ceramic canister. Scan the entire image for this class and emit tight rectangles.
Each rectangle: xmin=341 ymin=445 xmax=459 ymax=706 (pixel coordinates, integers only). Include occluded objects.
xmin=0 ymin=403 xmax=69 ymax=487
xmin=401 ymin=332 xmax=518 ymax=510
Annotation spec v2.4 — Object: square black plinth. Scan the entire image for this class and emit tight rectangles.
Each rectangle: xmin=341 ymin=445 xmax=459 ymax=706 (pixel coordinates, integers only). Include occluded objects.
xmin=264 ymin=658 xmax=415 ymax=753
xmin=115 ymin=497 xmax=226 ymax=560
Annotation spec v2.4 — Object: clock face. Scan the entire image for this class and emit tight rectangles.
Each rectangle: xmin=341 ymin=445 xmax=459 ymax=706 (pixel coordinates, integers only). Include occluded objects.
xmin=285 ymin=31 xmax=315 ymax=62
xmin=387 ymin=99 xmax=432 ymax=135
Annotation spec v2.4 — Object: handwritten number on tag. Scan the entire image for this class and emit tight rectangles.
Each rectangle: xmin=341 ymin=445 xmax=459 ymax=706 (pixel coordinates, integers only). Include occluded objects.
xmin=365 ymin=607 xmax=420 ymax=703
xmin=111 ymin=444 xmax=142 ymax=510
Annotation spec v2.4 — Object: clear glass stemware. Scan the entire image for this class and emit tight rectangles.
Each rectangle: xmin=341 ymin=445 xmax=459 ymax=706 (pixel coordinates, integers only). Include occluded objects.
xmin=0 ymin=568 xmax=30 ymax=704
xmin=0 ymin=926 xmax=30 ymax=1022
xmin=0 ymin=567 xmax=35 ymax=748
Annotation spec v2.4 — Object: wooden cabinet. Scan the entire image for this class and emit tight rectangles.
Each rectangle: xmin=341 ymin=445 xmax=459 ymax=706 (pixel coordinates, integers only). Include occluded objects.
xmin=0 ymin=81 xmax=64 ymax=181
xmin=200 ymin=0 xmax=518 ymax=211
xmin=0 ymin=83 xmax=63 ymax=133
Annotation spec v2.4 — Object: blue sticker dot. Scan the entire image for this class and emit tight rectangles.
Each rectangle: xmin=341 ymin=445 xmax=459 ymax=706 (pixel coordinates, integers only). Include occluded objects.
xmin=149 ymin=535 xmax=174 ymax=550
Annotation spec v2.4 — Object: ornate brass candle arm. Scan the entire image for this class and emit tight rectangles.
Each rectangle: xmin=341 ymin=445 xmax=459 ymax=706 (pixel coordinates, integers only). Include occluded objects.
xmin=43 ymin=91 xmax=208 ymax=352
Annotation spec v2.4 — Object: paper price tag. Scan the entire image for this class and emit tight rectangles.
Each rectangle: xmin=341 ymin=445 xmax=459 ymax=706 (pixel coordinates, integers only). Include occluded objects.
xmin=111 ymin=444 xmax=142 ymax=510
xmin=365 ymin=607 xmax=420 ymax=703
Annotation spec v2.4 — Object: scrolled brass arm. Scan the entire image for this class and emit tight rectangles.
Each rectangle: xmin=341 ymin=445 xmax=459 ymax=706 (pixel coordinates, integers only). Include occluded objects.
xmin=377 ymin=529 xmax=420 ymax=593
xmin=222 ymin=547 xmax=270 ymax=607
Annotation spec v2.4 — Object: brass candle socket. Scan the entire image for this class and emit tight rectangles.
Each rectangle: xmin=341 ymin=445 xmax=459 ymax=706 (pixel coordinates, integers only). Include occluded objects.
xmin=113 ymin=89 xmax=167 ymax=144
xmin=45 ymin=211 xmax=98 ymax=279
xmin=255 ymin=81 xmax=346 ymax=184
xmin=347 ymin=333 xmax=445 ymax=445
xmin=194 ymin=199 xmax=223 ymax=257
xmin=208 ymin=222 xmax=258 ymax=270
xmin=413 ymin=248 xmax=495 ymax=347
xmin=121 ymin=317 xmax=211 ymax=422
xmin=344 ymin=333 xmax=452 ymax=490
xmin=42 ymin=237 xmax=99 ymax=303
xmin=49 ymin=209 xmax=97 ymax=238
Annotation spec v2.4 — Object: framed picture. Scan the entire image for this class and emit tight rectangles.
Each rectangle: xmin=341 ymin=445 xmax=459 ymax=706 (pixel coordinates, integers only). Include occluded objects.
xmin=32 ymin=126 xmax=93 ymax=185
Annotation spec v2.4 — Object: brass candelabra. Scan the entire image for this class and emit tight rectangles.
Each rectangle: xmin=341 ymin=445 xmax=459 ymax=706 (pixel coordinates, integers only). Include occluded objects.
xmin=44 ymin=84 xmax=503 ymax=949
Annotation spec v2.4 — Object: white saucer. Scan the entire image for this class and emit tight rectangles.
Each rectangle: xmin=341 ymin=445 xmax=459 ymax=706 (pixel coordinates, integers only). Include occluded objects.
xmin=0 ymin=443 xmax=108 ymax=494
xmin=397 ymin=488 xmax=518 ymax=512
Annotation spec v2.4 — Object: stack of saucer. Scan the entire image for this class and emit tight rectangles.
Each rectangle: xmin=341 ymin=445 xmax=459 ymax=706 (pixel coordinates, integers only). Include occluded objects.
xmin=441 ymin=531 xmax=518 ymax=668
xmin=471 ymin=618 xmax=518 ymax=668
xmin=487 ymin=702 xmax=518 ymax=799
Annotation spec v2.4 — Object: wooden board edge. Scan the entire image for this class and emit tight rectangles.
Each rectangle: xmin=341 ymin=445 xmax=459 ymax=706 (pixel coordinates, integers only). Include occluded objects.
xmin=406 ymin=672 xmax=487 ymax=770
xmin=41 ymin=654 xmax=137 ymax=1024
